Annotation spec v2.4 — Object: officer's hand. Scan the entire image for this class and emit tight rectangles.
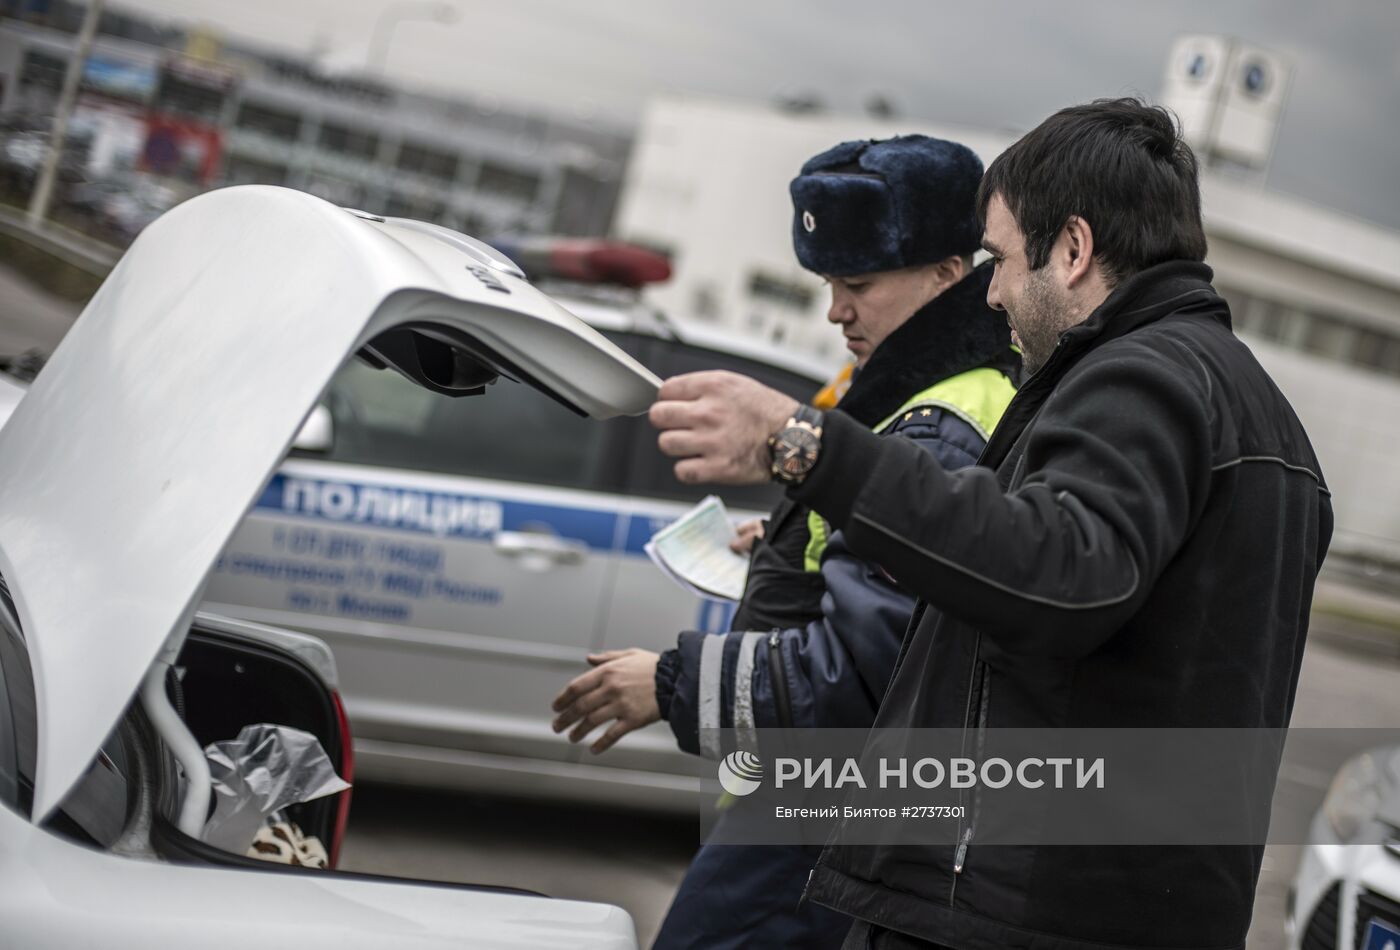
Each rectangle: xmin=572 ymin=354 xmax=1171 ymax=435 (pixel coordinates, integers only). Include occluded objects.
xmin=730 ymin=518 xmax=765 ymax=555
xmin=650 ymin=372 xmax=799 ymax=485
xmin=551 ymin=649 xmax=661 ymax=754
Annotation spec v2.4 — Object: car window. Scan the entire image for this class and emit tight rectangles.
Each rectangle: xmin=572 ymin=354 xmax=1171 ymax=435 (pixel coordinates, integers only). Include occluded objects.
xmin=305 ymin=333 xmax=823 ymax=509
xmin=620 ymin=339 xmax=826 ymax=510
xmin=0 ymin=575 xmax=26 ymax=813
xmin=0 ymin=574 xmax=38 ymax=819
xmin=311 ymin=353 xmax=634 ymax=494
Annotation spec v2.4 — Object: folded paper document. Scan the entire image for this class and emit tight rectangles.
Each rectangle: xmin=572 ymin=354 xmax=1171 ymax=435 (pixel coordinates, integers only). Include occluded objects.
xmin=645 ymin=495 xmax=749 ymax=602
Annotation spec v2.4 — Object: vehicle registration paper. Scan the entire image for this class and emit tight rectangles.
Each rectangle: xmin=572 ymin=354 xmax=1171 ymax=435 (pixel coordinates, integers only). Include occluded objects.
xmin=645 ymin=495 xmax=748 ymax=602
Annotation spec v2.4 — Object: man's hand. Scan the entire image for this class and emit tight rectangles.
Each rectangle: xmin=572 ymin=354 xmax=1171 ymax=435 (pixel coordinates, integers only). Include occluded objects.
xmin=551 ymin=649 xmax=661 ymax=754
xmin=730 ymin=518 xmax=765 ymax=555
xmin=649 ymin=371 xmax=799 ymax=485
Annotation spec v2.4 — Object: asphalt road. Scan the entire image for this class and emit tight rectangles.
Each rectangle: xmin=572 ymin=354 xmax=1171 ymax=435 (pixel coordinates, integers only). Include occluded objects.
xmin=4 ymin=260 xmax=1398 ymax=949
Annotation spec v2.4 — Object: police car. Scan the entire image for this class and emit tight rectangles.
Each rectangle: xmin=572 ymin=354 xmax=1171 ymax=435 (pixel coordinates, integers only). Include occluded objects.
xmin=198 ymin=235 xmax=830 ymax=812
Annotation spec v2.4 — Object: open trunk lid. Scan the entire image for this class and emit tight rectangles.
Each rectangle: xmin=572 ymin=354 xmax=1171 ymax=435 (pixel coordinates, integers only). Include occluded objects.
xmin=0 ymin=185 xmax=659 ymax=820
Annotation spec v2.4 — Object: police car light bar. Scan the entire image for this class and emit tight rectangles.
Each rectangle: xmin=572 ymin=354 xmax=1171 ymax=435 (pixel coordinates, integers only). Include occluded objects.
xmin=492 ymin=237 xmax=672 ymax=289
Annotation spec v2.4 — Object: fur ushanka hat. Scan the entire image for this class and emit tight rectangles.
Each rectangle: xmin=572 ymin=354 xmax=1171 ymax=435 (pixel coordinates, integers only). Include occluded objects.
xmin=790 ymin=134 xmax=984 ymax=277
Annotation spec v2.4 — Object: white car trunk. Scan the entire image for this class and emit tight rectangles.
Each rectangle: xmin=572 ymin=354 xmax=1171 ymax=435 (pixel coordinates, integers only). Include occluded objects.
xmin=0 ymin=186 xmax=654 ymax=947
xmin=0 ymin=186 xmax=657 ymax=821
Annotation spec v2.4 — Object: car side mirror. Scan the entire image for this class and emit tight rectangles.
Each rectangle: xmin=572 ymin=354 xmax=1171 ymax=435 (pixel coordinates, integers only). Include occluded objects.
xmin=292 ymin=404 xmax=334 ymax=453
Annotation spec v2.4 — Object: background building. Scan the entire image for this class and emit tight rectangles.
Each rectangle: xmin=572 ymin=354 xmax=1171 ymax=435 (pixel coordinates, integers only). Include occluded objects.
xmin=0 ymin=7 xmax=631 ymax=238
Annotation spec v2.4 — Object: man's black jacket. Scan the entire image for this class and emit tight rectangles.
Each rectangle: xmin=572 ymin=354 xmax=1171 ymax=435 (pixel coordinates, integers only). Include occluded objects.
xmin=790 ymin=262 xmax=1333 ymax=950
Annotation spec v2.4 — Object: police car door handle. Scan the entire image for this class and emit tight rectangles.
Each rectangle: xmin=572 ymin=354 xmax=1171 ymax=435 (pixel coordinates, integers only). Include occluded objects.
xmin=492 ymin=531 xmax=589 ymax=568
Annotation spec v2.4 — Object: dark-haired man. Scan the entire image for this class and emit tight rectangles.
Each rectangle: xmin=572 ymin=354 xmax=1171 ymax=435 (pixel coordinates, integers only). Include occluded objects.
xmin=648 ymin=97 xmax=1331 ymax=949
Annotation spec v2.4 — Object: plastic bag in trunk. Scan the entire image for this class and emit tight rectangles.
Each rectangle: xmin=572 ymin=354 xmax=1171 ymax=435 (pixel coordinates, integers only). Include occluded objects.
xmin=200 ymin=723 xmax=350 ymax=854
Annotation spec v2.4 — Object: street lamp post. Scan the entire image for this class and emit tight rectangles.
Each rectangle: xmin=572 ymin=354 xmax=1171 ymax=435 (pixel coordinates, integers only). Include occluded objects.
xmin=366 ymin=1 xmax=457 ymax=77
xmin=28 ymin=0 xmax=105 ymax=229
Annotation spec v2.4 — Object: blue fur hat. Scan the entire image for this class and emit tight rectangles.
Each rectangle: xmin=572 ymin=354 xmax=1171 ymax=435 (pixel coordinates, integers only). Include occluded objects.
xmin=790 ymin=134 xmax=984 ymax=276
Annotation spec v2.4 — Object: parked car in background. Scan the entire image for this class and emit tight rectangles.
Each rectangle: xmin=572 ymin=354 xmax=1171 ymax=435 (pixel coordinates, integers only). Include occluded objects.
xmin=0 ymin=132 xmax=46 ymax=190
xmin=0 ymin=186 xmax=658 ymax=947
xmin=68 ymin=173 xmax=184 ymax=243
xmin=62 ymin=176 xmax=128 ymax=216
xmin=200 ymin=235 xmax=831 ymax=812
xmin=1288 ymin=746 xmax=1400 ymax=949
xmin=0 ymin=127 xmax=88 ymax=195
xmin=98 ymin=178 xmax=182 ymax=241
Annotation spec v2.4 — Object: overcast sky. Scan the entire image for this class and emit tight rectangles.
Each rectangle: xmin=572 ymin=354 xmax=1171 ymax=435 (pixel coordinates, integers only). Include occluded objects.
xmin=106 ymin=0 xmax=1400 ymax=231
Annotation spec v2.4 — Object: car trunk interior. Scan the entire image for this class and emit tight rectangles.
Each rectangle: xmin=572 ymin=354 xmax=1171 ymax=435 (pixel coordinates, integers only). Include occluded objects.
xmin=146 ymin=623 xmax=543 ymax=897
xmin=148 ymin=623 xmax=347 ymax=870
xmin=9 ymin=587 xmax=541 ymax=895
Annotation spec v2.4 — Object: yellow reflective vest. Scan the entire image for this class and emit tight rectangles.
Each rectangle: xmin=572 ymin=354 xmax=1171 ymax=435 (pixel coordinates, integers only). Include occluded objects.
xmin=803 ymin=366 xmax=1017 ymax=571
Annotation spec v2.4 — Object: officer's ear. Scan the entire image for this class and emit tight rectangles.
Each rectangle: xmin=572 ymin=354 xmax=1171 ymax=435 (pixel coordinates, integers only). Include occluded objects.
xmin=929 ymin=255 xmax=967 ymax=294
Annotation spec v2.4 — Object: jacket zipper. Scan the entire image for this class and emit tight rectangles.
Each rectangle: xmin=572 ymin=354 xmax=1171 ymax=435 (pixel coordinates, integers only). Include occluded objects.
xmin=947 ymin=346 xmax=1062 ymax=896
xmin=945 ymin=348 xmax=1077 ymax=904
xmin=948 ymin=632 xmax=984 ymax=904
xmin=768 ymin=630 xmax=795 ymax=729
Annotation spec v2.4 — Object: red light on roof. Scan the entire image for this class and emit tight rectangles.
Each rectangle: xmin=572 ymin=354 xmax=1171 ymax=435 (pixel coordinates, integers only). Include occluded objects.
xmin=559 ymin=241 xmax=671 ymax=288
xmin=495 ymin=237 xmax=671 ymax=288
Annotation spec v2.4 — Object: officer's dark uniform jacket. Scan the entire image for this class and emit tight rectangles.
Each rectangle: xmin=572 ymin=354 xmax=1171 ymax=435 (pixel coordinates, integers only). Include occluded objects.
xmin=650 ymin=264 xmax=1017 ymax=950
xmin=654 ymin=263 xmax=1018 ymax=752
xmin=787 ymin=262 xmax=1333 ymax=950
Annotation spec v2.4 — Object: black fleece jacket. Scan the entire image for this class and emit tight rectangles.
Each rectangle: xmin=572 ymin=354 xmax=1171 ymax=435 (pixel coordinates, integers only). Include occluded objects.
xmin=793 ymin=262 xmax=1332 ymax=950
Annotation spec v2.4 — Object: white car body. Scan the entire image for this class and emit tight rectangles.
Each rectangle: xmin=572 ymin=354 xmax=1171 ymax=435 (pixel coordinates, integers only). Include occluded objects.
xmin=1288 ymin=747 xmax=1400 ymax=949
xmin=0 ymin=767 xmax=633 ymax=949
xmin=0 ymin=185 xmax=654 ymax=947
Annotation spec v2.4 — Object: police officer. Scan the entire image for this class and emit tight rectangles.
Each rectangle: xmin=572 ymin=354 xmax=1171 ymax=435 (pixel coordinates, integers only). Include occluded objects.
xmin=551 ymin=134 xmax=1019 ymax=949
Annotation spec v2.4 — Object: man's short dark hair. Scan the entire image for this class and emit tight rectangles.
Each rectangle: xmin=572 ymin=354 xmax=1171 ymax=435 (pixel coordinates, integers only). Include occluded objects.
xmin=976 ymin=97 xmax=1208 ymax=285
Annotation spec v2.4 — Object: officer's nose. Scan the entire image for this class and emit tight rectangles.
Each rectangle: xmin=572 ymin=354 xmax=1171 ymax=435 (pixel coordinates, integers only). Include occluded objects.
xmin=826 ymin=286 xmax=854 ymax=325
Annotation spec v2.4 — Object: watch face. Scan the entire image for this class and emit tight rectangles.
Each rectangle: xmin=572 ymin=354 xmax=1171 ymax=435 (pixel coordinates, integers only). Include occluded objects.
xmin=776 ymin=427 xmax=821 ymax=477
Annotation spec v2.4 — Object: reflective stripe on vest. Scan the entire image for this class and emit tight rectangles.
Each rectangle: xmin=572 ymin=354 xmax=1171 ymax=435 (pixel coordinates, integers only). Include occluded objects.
xmin=803 ymin=366 xmax=1017 ymax=570
xmin=804 ymin=509 xmax=831 ymax=573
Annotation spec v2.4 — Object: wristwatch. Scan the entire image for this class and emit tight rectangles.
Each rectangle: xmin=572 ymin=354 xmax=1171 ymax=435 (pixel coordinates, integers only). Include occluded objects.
xmin=768 ymin=405 xmax=825 ymax=484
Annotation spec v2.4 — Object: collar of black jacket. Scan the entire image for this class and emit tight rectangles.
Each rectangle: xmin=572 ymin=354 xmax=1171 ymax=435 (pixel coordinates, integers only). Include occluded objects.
xmin=976 ymin=260 xmax=1227 ymax=472
xmin=1056 ymin=260 xmax=1226 ymax=358
xmin=834 ymin=260 xmax=1015 ymax=428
